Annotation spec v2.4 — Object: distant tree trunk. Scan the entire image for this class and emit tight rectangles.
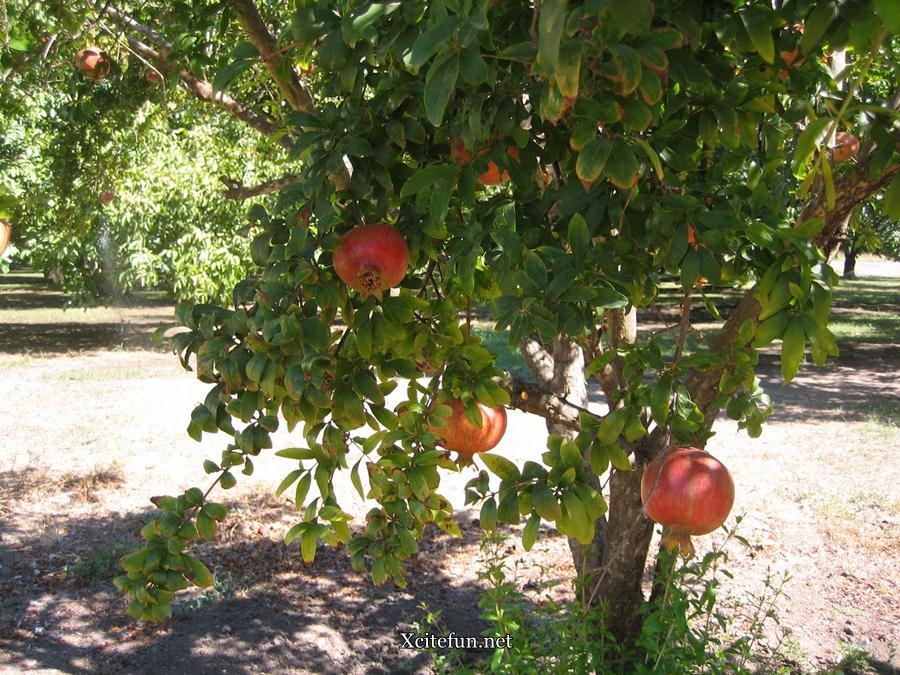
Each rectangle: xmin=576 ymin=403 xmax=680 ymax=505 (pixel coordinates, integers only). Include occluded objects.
xmin=842 ymin=240 xmax=858 ymax=279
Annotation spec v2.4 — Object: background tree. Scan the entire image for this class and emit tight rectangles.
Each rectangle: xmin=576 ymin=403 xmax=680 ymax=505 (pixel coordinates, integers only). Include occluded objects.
xmin=3 ymin=0 xmax=899 ymax=653
xmin=840 ymin=196 xmax=900 ymax=278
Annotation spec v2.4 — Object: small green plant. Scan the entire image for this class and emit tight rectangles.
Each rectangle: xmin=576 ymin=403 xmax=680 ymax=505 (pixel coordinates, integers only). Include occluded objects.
xmin=64 ymin=543 xmax=134 ymax=581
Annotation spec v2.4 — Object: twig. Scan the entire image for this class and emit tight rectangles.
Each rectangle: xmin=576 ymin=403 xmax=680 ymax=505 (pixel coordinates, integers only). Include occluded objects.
xmin=673 ymin=290 xmax=693 ymax=363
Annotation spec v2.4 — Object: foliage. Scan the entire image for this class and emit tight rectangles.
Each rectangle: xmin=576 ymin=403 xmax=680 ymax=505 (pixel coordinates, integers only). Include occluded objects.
xmin=3 ymin=0 xmax=899 ymax=636
xmin=1 ymin=58 xmax=276 ymax=304
xmin=418 ymin=527 xmax=791 ymax=674
xmin=846 ymin=198 xmax=900 ymax=261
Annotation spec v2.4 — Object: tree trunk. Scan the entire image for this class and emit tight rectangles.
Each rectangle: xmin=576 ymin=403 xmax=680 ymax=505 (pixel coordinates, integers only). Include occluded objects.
xmin=842 ymin=240 xmax=858 ymax=279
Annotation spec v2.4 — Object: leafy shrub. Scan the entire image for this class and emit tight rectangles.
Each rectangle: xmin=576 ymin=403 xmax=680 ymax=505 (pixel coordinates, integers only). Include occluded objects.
xmin=419 ymin=524 xmax=791 ymax=674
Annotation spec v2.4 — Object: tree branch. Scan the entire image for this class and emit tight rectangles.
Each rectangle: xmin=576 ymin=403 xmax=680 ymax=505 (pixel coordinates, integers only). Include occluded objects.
xmin=229 ymin=0 xmax=316 ymax=115
xmin=519 ymin=334 xmax=554 ymax=387
xmin=501 ymin=375 xmax=587 ymax=433
xmin=220 ymin=173 xmax=300 ymax=200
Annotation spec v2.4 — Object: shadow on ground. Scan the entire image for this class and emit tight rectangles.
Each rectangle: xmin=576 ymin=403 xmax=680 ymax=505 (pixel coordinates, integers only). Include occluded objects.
xmin=0 ymin=474 xmax=534 ymax=675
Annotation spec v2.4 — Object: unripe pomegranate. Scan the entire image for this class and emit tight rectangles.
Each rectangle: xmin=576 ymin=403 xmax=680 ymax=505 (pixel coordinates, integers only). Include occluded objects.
xmin=641 ymin=447 xmax=735 ymax=555
xmin=832 ymin=132 xmax=860 ymax=163
xmin=0 ymin=221 xmax=11 ymax=255
xmin=75 ymin=47 xmax=111 ymax=82
xmin=100 ymin=189 xmax=115 ymax=204
xmin=333 ymin=223 xmax=409 ymax=297
xmin=450 ymin=139 xmax=520 ymax=185
xmin=430 ymin=399 xmax=507 ymax=464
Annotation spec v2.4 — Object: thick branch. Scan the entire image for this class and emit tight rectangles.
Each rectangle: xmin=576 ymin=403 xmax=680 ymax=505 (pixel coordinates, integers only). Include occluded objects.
xmin=220 ymin=173 xmax=300 ymax=200
xmin=519 ymin=334 xmax=554 ymax=387
xmin=501 ymin=375 xmax=584 ymax=432
xmin=111 ymin=30 xmax=293 ymax=152
xmin=230 ymin=0 xmax=316 ymax=115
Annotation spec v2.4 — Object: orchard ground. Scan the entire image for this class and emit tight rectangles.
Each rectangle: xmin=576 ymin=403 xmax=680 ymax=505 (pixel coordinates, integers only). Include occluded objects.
xmin=0 ymin=261 xmax=898 ymax=674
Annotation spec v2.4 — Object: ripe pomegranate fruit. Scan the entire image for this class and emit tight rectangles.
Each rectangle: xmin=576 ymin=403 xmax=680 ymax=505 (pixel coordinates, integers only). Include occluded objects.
xmin=0 ymin=221 xmax=11 ymax=255
xmin=75 ymin=47 xmax=111 ymax=82
xmin=450 ymin=139 xmax=520 ymax=185
xmin=430 ymin=399 xmax=507 ymax=464
xmin=831 ymin=131 xmax=860 ymax=163
xmin=145 ymin=71 xmax=162 ymax=84
xmin=333 ymin=223 xmax=409 ymax=297
xmin=641 ymin=447 xmax=735 ymax=555
xmin=100 ymin=189 xmax=115 ymax=204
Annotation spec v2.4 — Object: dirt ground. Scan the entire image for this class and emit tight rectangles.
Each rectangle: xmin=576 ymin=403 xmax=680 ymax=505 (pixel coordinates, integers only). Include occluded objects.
xmin=0 ymin=265 xmax=898 ymax=674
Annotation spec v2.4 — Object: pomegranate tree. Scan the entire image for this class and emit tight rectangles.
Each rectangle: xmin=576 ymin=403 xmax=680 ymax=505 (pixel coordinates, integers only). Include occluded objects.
xmin=332 ymin=224 xmax=408 ymax=297
xmin=75 ymin=46 xmax=111 ymax=82
xmin=641 ymin=447 xmax=735 ymax=555
xmin=430 ymin=399 xmax=507 ymax=463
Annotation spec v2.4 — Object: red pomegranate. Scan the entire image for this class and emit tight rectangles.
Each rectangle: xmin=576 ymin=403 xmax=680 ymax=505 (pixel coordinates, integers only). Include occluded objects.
xmin=450 ymin=139 xmax=520 ymax=185
xmin=145 ymin=70 xmax=162 ymax=84
xmin=832 ymin=132 xmax=860 ymax=163
xmin=641 ymin=447 xmax=735 ymax=555
xmin=430 ymin=399 xmax=507 ymax=463
xmin=76 ymin=46 xmax=111 ymax=82
xmin=0 ymin=221 xmax=11 ymax=255
xmin=332 ymin=223 xmax=409 ymax=297
xmin=100 ymin=189 xmax=115 ymax=204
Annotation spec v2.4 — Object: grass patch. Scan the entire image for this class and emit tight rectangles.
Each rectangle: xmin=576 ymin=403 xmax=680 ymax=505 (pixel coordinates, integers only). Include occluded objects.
xmin=64 ymin=543 xmax=134 ymax=581
xmin=471 ymin=325 xmax=530 ymax=380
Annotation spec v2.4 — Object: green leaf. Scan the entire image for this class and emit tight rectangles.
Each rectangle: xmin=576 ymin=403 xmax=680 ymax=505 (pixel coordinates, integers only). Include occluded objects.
xmin=650 ymin=374 xmax=672 ymax=426
xmin=213 ymin=59 xmax=254 ymax=92
xmin=752 ymin=313 xmax=789 ymax=347
xmin=497 ymin=490 xmax=520 ymax=525
xmin=522 ymin=513 xmax=541 ymax=552
xmin=576 ymin=138 xmax=613 ymax=185
xmin=276 ymin=469 xmax=303 ymax=497
xmin=300 ymin=525 xmax=322 ymax=563
xmin=480 ymin=453 xmax=520 ymax=482
xmin=275 ymin=447 xmax=317 ymax=460
xmin=399 ymin=165 xmax=455 ymax=198
xmin=597 ymin=408 xmax=628 ymax=445
xmin=632 ymin=138 xmax=663 ymax=181
xmin=800 ymin=2 xmax=838 ymax=55
xmin=480 ymin=498 xmax=498 ymax=531
xmin=873 ymin=0 xmax=900 ymax=33
xmin=605 ymin=141 xmax=640 ymax=189
xmin=532 ymin=483 xmax=561 ymax=521
xmin=680 ymin=248 xmax=700 ymax=292
xmin=196 ymin=513 xmax=217 ymax=539
xmin=188 ymin=557 xmax=214 ymax=588
xmin=883 ymin=175 xmax=900 ymax=220
xmin=608 ymin=44 xmax=643 ymax=95
xmin=555 ymin=40 xmax=583 ymax=99
xmin=410 ymin=17 xmax=459 ymax=68
xmin=424 ymin=51 xmax=459 ymax=127
xmin=562 ymin=490 xmax=593 ymax=544
xmin=781 ymin=319 xmax=806 ymax=383
xmin=607 ymin=443 xmax=632 ymax=471
xmin=568 ymin=214 xmax=590 ymax=268
xmin=294 ymin=472 xmax=312 ymax=508
xmin=536 ymin=0 xmax=568 ymax=74
xmin=460 ymin=47 xmax=488 ymax=85
xmin=821 ymin=156 xmax=835 ymax=211
xmin=791 ymin=117 xmax=831 ymax=177
xmin=740 ymin=8 xmax=774 ymax=64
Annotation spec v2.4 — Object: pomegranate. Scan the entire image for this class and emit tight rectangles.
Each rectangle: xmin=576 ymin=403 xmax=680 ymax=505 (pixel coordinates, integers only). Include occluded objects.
xmin=145 ymin=71 xmax=162 ymax=84
xmin=430 ymin=399 xmax=507 ymax=463
xmin=332 ymin=223 xmax=409 ymax=297
xmin=0 ymin=221 xmax=10 ymax=255
xmin=641 ymin=447 xmax=735 ymax=555
xmin=75 ymin=47 xmax=111 ymax=82
xmin=450 ymin=139 xmax=520 ymax=185
xmin=831 ymin=131 xmax=860 ymax=163
xmin=100 ymin=189 xmax=115 ymax=204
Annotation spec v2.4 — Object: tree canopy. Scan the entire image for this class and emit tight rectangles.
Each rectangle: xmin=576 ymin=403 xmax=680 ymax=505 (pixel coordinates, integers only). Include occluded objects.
xmin=2 ymin=0 xmax=899 ymax=647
